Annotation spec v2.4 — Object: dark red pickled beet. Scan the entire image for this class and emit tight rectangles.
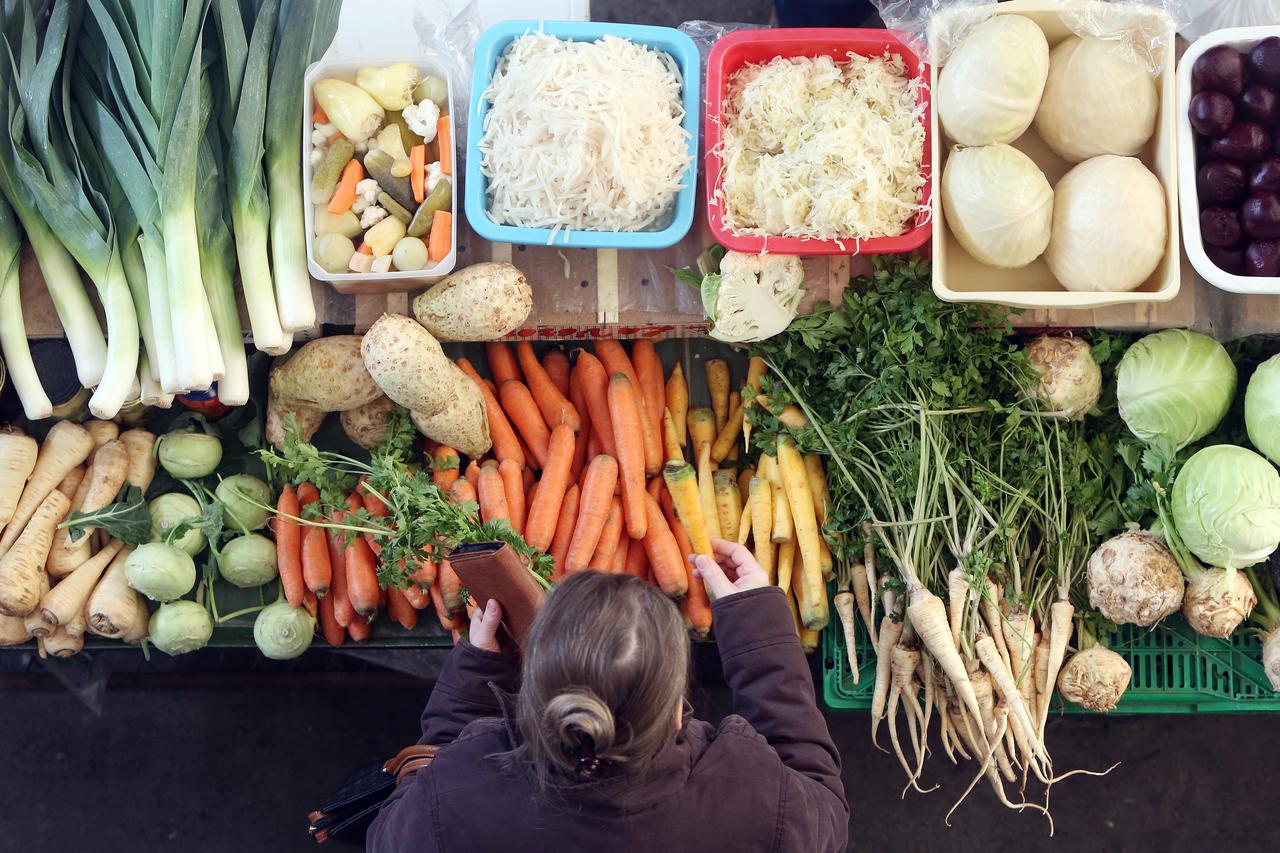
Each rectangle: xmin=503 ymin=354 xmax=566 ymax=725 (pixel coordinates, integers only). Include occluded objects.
xmin=1190 ymin=91 xmax=1235 ymax=137
xmin=1195 ymin=45 xmax=1246 ymax=97
xmin=1211 ymin=123 xmax=1273 ymax=163
xmin=1243 ymin=191 xmax=1280 ymax=239
xmin=1200 ymin=208 xmax=1243 ymax=247
xmin=1246 ymin=240 xmax=1280 ymax=276
xmin=1205 ymin=244 xmax=1246 ymax=275
xmin=1240 ymin=84 xmax=1280 ymax=125
xmin=1198 ymin=160 xmax=1248 ymax=205
xmin=1251 ymin=158 xmax=1280 ymax=193
xmin=1249 ymin=37 xmax=1280 ymax=87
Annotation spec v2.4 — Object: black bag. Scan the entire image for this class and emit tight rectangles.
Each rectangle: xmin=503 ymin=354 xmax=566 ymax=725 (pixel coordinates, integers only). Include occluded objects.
xmin=307 ymin=745 xmax=441 ymax=844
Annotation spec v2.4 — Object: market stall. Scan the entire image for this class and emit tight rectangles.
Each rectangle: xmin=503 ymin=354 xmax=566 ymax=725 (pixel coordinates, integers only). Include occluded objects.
xmin=3 ymin=0 xmax=1280 ymax=826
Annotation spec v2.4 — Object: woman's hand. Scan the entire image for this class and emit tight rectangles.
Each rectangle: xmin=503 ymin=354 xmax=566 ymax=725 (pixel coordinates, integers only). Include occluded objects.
xmin=468 ymin=599 xmax=504 ymax=653
xmin=691 ymin=538 xmax=770 ymax=600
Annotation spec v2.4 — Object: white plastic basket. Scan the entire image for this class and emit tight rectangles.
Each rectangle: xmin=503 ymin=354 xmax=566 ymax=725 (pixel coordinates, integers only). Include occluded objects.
xmin=1178 ymin=26 xmax=1280 ymax=295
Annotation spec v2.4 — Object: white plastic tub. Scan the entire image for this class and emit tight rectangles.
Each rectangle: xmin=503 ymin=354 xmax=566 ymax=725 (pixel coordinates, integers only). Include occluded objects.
xmin=302 ymin=58 xmax=458 ymax=294
xmin=930 ymin=0 xmax=1180 ymax=310
xmin=1179 ymin=26 xmax=1280 ymax=295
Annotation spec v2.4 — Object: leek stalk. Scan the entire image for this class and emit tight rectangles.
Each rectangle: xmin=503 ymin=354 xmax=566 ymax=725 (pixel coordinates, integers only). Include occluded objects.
xmin=0 ymin=195 xmax=53 ymax=420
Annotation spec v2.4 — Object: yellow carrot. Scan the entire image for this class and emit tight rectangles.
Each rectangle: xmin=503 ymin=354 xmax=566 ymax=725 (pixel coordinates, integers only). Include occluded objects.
xmin=778 ymin=436 xmax=824 ymax=629
xmin=737 ymin=467 xmax=753 ymax=505
xmin=712 ymin=470 xmax=742 ymax=543
xmin=758 ymin=453 xmax=793 ymax=543
xmin=777 ymin=539 xmax=798 ymax=596
xmin=661 ymin=408 xmax=683 ymax=463
xmin=803 ymin=453 xmax=830 ymax=525
xmin=748 ymin=477 xmax=774 ymax=582
xmin=661 ymin=463 xmax=711 ymax=557
xmin=710 ymin=399 xmax=745 ymax=464
xmin=687 ymin=408 xmax=716 ymax=462
xmin=666 ymin=363 xmax=688 ymax=447
xmin=696 ymin=443 xmax=720 ymax=542
xmin=736 ymin=502 xmax=752 ymax=547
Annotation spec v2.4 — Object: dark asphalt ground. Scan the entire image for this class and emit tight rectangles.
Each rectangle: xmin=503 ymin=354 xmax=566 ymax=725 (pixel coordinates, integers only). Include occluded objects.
xmin=4 ymin=2 xmax=1277 ymax=852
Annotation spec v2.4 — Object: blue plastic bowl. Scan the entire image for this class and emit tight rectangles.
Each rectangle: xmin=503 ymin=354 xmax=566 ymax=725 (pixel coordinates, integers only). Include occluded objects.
xmin=465 ymin=20 xmax=701 ymax=250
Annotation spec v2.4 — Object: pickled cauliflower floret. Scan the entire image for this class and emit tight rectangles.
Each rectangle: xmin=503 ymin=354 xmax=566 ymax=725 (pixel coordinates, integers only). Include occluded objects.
xmin=360 ymin=206 xmax=388 ymax=230
xmin=351 ymin=178 xmax=381 ymax=215
xmin=704 ymin=251 xmax=805 ymax=343
xmin=403 ymin=99 xmax=440 ymax=141
xmin=425 ymin=161 xmax=444 ymax=194
xmin=311 ymin=122 xmax=338 ymax=147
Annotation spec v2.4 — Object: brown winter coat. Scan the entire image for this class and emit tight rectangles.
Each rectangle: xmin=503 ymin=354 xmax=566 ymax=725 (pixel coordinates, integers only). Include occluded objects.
xmin=367 ymin=586 xmax=849 ymax=852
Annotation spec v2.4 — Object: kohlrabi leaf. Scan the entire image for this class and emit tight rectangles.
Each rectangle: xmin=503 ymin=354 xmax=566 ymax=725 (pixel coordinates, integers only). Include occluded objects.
xmin=61 ymin=485 xmax=152 ymax=546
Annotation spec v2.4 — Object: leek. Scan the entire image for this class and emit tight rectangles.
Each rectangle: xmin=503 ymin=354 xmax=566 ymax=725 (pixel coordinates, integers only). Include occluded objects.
xmin=5 ymin=0 xmax=138 ymax=418
xmin=0 ymin=6 xmax=107 ymax=392
xmin=265 ymin=0 xmax=341 ymax=333
xmin=0 ymin=194 xmax=53 ymax=420
xmin=215 ymin=0 xmax=289 ymax=355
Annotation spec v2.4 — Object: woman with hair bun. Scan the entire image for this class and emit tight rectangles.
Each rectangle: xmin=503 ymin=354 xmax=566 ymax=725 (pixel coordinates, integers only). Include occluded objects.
xmin=368 ymin=539 xmax=849 ymax=852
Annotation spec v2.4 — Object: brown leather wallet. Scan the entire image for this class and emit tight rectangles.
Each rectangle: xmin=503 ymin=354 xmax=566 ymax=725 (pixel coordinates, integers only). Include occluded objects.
xmin=448 ymin=541 xmax=547 ymax=648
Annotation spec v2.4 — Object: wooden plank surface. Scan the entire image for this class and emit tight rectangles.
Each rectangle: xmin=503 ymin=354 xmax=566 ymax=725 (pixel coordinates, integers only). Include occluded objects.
xmin=16 ymin=214 xmax=1280 ymax=342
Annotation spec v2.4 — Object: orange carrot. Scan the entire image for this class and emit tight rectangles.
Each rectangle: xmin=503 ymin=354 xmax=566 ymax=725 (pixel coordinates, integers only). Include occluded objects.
xmin=569 ymin=361 xmax=592 ymax=482
xmin=357 ymin=242 xmax=373 ymax=255
xmin=624 ymin=535 xmax=650 ymax=579
xmin=430 ymin=578 xmax=462 ymax=631
xmin=428 ymin=211 xmax=451 ymax=261
xmin=439 ymin=559 xmax=464 ymax=616
xmin=347 ymin=614 xmax=371 ymax=643
xmin=275 ymin=485 xmax=305 ymax=607
xmin=312 ymin=101 xmax=329 ymax=123
xmin=595 ymin=340 xmax=640 ymax=387
xmin=432 ymin=446 xmax=461 ymax=489
xmin=302 ymin=526 xmax=332 ymax=598
xmin=476 ymin=465 xmax=510 ymax=525
xmin=388 ymin=588 xmax=418 ymax=630
xmin=486 ymin=343 xmax=522 ymax=386
xmin=517 ymin=341 xmax=580 ymax=432
xmin=464 ymin=460 xmax=481 ymax=485
xmin=598 ymin=341 xmax=659 ymax=477
xmin=521 ymin=424 xmax=574 ymax=551
xmin=608 ymin=373 xmax=648 ymax=540
xmin=543 ymin=349 xmax=571 ymax=399
xmin=548 ymin=484 xmax=580 ymax=581
xmin=574 ymin=351 xmax=617 ymax=457
xmin=643 ymin=496 xmax=690 ymax=599
xmin=303 ymin=588 xmax=319 ymax=620
xmin=402 ymin=583 xmax=430 ymax=609
xmin=498 ymin=380 xmax=550 ymax=468
xmin=450 ymin=477 xmax=478 ymax=512
xmin=632 ymin=340 xmax=666 ymax=473
xmin=458 ymin=358 xmax=524 ymax=469
xmin=297 ymin=482 xmax=320 ymax=508
xmin=327 ymin=159 xmax=364 ymax=214
xmin=410 ymin=144 xmax=427 ymax=203
xmin=499 ymin=458 xmax=526 ymax=536
xmin=590 ymin=496 xmax=624 ymax=572
xmin=359 ymin=476 xmax=388 ymax=517
xmin=343 ymin=495 xmax=380 ymax=619
xmin=566 ymin=455 xmax=619 ymax=573
xmin=611 ymin=536 xmax=631 ymax=574
xmin=319 ymin=592 xmax=344 ymax=647
xmin=326 ymin=525 xmax=353 ymax=627
xmin=437 ymin=115 xmax=452 ymax=174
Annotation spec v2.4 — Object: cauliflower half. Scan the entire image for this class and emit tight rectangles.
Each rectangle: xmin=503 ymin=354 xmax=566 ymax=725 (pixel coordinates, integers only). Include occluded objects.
xmin=704 ymin=251 xmax=805 ymax=343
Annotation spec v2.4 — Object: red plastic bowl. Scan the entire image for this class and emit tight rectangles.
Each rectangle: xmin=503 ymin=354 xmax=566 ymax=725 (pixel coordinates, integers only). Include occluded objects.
xmin=704 ymin=28 xmax=932 ymax=256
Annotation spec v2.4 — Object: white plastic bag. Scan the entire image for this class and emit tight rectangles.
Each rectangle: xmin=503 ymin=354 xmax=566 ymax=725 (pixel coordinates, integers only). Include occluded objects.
xmin=1181 ymin=0 xmax=1280 ymax=43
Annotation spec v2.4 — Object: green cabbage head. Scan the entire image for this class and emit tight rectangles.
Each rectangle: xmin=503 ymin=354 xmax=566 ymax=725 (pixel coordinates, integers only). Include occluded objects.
xmin=1117 ymin=329 xmax=1236 ymax=450
xmin=1171 ymin=444 xmax=1280 ymax=569
xmin=1245 ymin=352 xmax=1280 ymax=465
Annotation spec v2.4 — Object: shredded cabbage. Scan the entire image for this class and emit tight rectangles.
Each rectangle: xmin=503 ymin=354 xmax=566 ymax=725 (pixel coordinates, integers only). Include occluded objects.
xmin=715 ymin=52 xmax=927 ymax=242
xmin=478 ymin=33 xmax=691 ymax=239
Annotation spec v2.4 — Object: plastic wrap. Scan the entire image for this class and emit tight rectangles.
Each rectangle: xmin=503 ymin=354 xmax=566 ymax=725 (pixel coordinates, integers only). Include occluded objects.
xmin=1181 ymin=1 xmax=1280 ymax=43
xmin=414 ymin=2 xmax=486 ymax=148
xmin=873 ymin=0 xmax=1187 ymax=71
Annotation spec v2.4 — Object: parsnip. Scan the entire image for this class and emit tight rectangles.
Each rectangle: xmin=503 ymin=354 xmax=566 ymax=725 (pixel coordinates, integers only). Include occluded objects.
xmin=55 ymin=466 xmax=85 ymax=499
xmin=118 ymin=429 xmax=158 ymax=493
xmin=87 ymin=547 xmax=139 ymax=637
xmin=84 ymin=420 xmax=120 ymax=448
xmin=62 ymin=440 xmax=129 ymax=551
xmin=0 ymin=421 xmax=92 ymax=558
xmin=834 ymin=588 xmax=859 ymax=684
xmin=0 ymin=431 xmax=38 ymax=534
xmin=43 ymin=624 xmax=83 ymax=658
xmin=0 ymin=612 xmax=30 ymax=645
xmin=41 ymin=540 xmax=125 ymax=627
xmin=0 ymin=489 xmax=69 ymax=616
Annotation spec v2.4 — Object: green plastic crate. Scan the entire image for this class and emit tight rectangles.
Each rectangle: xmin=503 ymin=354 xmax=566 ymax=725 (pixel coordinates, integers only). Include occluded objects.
xmin=823 ymin=612 xmax=1280 ymax=714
